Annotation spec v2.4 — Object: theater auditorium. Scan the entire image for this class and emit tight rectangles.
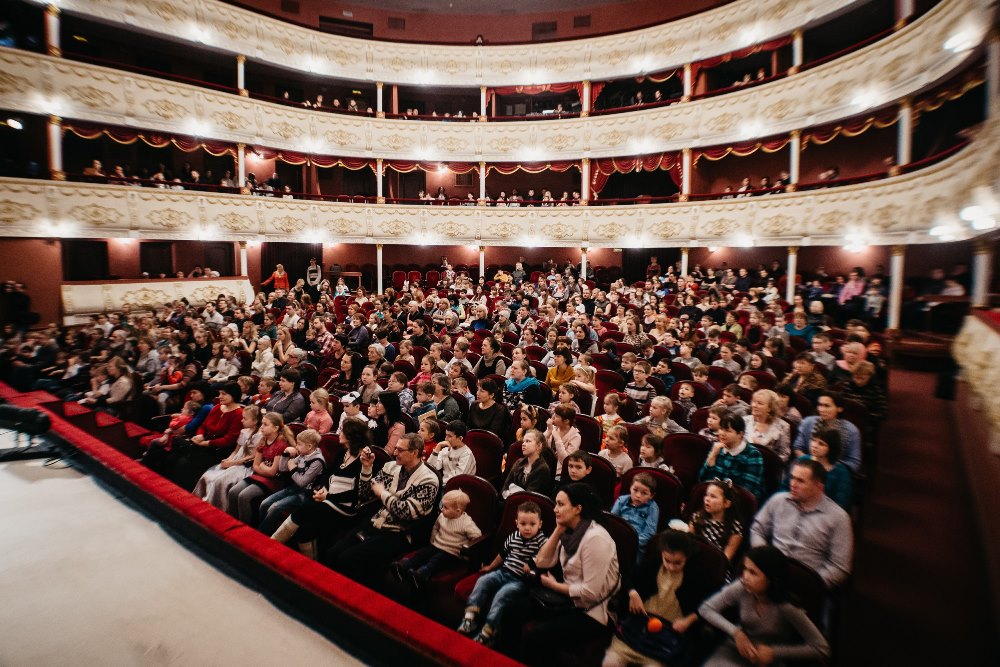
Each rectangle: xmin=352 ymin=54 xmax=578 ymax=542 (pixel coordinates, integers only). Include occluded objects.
xmin=0 ymin=0 xmax=998 ymax=664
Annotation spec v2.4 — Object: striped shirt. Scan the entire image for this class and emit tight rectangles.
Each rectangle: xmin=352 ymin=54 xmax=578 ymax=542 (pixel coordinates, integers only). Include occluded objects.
xmin=500 ymin=530 xmax=547 ymax=577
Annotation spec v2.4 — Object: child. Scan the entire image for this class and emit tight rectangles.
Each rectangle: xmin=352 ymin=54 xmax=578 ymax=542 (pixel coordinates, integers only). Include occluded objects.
xmin=458 ymin=501 xmax=547 ymax=645
xmin=699 ymin=405 xmax=728 ymax=444
xmin=637 ymin=396 xmax=687 ymax=434
xmin=674 ymin=382 xmax=698 ymax=421
xmin=598 ymin=392 xmax=624 ymax=448
xmin=711 ymin=343 xmax=742 ymax=375
xmin=410 ymin=381 xmax=438 ymax=419
xmin=714 ymin=383 xmax=750 ymax=417
xmin=387 ymin=371 xmax=414 ymax=414
xmin=147 ymin=399 xmax=200 ymax=451
xmin=409 ymin=355 xmax=435 ymax=390
xmin=651 ymin=358 xmax=676 ymax=395
xmin=236 ymin=375 xmax=255 ymax=404
xmin=454 ymin=376 xmax=475 ymax=405
xmin=394 ymin=488 xmax=483 ymax=588
xmin=194 ymin=405 xmax=262 ymax=512
xmin=515 ymin=405 xmax=541 ymax=443
xmin=689 ymin=479 xmax=743 ymax=564
xmin=737 ymin=373 xmax=759 ymax=393
xmin=500 ymin=429 xmax=552 ymax=498
xmin=618 ymin=352 xmax=638 ymax=383
xmin=546 ymin=405 xmax=582 ymax=475
xmin=672 ymin=341 xmax=699 ymax=370
xmin=304 ymin=387 xmax=334 ymax=434
xmin=637 ymin=432 xmax=674 ymax=472
xmin=625 ymin=360 xmax=657 ymax=410
xmin=258 ymin=428 xmax=326 ymax=536
xmin=419 ymin=418 xmax=443 ymax=459
xmin=251 ymin=376 xmax=276 ymax=407
xmin=692 ymin=364 xmax=717 ymax=400
xmin=611 ymin=472 xmax=659 ymax=560
xmin=599 ymin=424 xmax=633 ymax=478
xmin=427 ymin=420 xmax=477 ymax=483
xmin=336 ymin=391 xmax=368 ymax=432
xmin=396 ymin=339 xmax=415 ymax=365
xmin=548 ymin=382 xmax=581 ymax=414
xmin=555 ymin=450 xmax=595 ymax=497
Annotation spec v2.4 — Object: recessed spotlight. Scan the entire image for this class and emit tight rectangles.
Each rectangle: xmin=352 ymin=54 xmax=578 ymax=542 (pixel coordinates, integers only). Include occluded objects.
xmin=6 ymin=118 xmax=23 ymax=130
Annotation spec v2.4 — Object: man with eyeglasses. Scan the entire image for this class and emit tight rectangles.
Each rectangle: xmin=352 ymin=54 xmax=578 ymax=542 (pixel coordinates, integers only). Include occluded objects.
xmin=323 ymin=433 xmax=440 ymax=585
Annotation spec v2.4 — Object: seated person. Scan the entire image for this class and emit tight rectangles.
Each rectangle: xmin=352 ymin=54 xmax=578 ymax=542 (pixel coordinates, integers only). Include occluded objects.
xmin=598 ymin=424 xmax=633 ymax=478
xmin=393 ymin=488 xmax=482 ymax=587
xmin=699 ymin=412 xmax=765 ymax=501
xmin=610 ymin=472 xmax=659 ymax=560
xmin=427 ymin=420 xmax=477 ymax=484
xmin=500 ymin=428 xmax=552 ymax=498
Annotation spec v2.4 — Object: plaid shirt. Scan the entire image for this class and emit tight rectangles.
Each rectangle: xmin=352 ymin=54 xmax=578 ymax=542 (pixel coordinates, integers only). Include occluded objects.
xmin=699 ymin=441 xmax=765 ymax=500
xmin=315 ymin=329 xmax=337 ymax=358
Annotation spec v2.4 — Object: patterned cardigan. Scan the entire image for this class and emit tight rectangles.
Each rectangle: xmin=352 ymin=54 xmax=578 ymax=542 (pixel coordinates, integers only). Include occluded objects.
xmin=360 ymin=460 xmax=440 ymax=532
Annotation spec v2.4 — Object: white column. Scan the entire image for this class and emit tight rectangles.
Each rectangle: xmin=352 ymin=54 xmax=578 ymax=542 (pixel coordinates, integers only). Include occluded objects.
xmin=791 ymin=30 xmax=803 ymax=73
xmin=972 ymin=239 xmax=994 ymax=307
xmin=376 ymin=158 xmax=384 ymax=201
xmin=376 ymin=82 xmax=384 ymax=117
xmin=237 ymin=143 xmax=246 ymax=186
xmin=785 ymin=246 xmax=798 ymax=303
xmin=896 ymin=0 xmax=915 ymax=28
xmin=581 ymin=248 xmax=588 ymax=281
xmin=888 ymin=245 xmax=906 ymax=330
xmin=479 ymin=162 xmax=487 ymax=200
xmin=479 ymin=246 xmax=486 ymax=280
xmin=987 ymin=33 xmax=999 ymax=119
xmin=680 ymin=247 xmax=689 ymax=277
xmin=239 ymin=241 xmax=248 ymax=276
xmin=682 ymin=64 xmax=692 ymax=100
xmin=789 ymin=130 xmax=801 ymax=186
xmin=376 ymin=244 xmax=384 ymax=294
xmin=580 ymin=158 xmax=591 ymax=204
xmin=681 ymin=148 xmax=692 ymax=199
xmin=582 ymin=81 xmax=592 ymax=116
xmin=45 ymin=4 xmax=60 ymax=57
xmin=236 ymin=55 xmax=246 ymax=94
xmin=47 ymin=115 xmax=64 ymax=180
xmin=897 ymin=101 xmax=913 ymax=166
xmin=480 ymin=85 xmax=488 ymax=118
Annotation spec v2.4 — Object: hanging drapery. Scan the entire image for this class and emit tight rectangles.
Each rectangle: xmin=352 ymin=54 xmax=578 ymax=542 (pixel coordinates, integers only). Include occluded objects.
xmin=486 ymin=82 xmax=583 ymax=103
xmin=801 ymin=107 xmax=899 ymax=146
xmin=693 ymin=137 xmax=790 ymax=164
xmin=689 ymin=35 xmax=793 ymax=81
xmin=248 ymin=148 xmax=375 ymax=169
xmin=487 ymin=161 xmax=580 ymax=175
xmin=634 ymin=69 xmax=679 ymax=84
xmin=590 ymin=152 xmax=681 ymax=193
xmin=913 ymin=70 xmax=985 ymax=114
xmin=62 ymin=121 xmax=235 ymax=156
xmin=385 ymin=160 xmax=477 ymax=174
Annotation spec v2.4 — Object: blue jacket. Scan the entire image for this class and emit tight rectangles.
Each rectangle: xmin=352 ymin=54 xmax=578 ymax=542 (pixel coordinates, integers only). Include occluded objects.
xmin=611 ymin=495 xmax=660 ymax=551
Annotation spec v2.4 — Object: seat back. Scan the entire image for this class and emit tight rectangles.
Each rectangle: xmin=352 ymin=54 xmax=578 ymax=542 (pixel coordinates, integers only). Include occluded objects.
xmin=574 ymin=414 xmax=603 ymax=454
xmin=524 ymin=345 xmax=547 ymax=361
xmin=671 ymin=380 xmax=716 ymax=408
xmin=750 ymin=443 xmax=785 ymax=498
xmin=619 ymin=467 xmax=683 ymax=528
xmin=561 ymin=455 xmax=617 ymax=508
xmin=444 ymin=474 xmax=499 ymax=537
xmin=740 ymin=370 xmax=777 ymax=390
xmin=494 ymin=492 xmax=556 ymax=553
xmin=785 ymin=558 xmax=828 ymax=625
xmin=689 ymin=407 xmax=711 ymax=434
xmin=601 ymin=512 xmax=638 ymax=584
xmin=393 ymin=359 xmax=417 ymax=380
xmin=464 ymin=429 xmax=505 ymax=484
xmin=661 ymin=433 xmax=712 ymax=492
xmin=669 ymin=362 xmax=694 ymax=381
xmin=683 ymin=481 xmax=758 ymax=531
xmin=707 ymin=366 xmax=735 ymax=393
xmin=621 ymin=423 xmax=649 ymax=465
xmin=589 ymin=353 xmax=613 ymax=370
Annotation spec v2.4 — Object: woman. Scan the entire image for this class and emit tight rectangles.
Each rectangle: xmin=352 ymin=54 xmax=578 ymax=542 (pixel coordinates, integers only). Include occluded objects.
xmin=261 ymin=263 xmax=290 ymax=292
xmin=782 ymin=428 xmax=852 ymax=510
xmin=327 ymin=351 xmax=363 ymax=398
xmin=169 ymin=383 xmax=245 ymax=491
xmin=520 ymin=484 xmax=620 ymax=665
xmin=264 ymin=369 xmax=308 ymax=423
xmin=237 ymin=321 xmax=259 ymax=355
xmin=133 ymin=337 xmax=160 ymax=384
xmin=699 ymin=546 xmax=830 ymax=666
xmin=603 ymin=530 xmax=721 ymax=667
xmin=270 ymin=417 xmax=371 ymax=558
xmin=369 ymin=390 xmax=406 ymax=455
xmin=647 ymin=315 xmax=671 ymax=344
xmin=573 ymin=324 xmax=598 ymax=355
xmin=227 ymin=411 xmax=296 ymax=525
xmin=273 ymin=325 xmax=294 ymax=368
xmin=473 ymin=336 xmax=507 ymax=379
xmin=465 ymin=378 xmax=509 ymax=439
xmin=432 ymin=375 xmax=461 ymax=422
xmin=503 ymin=360 xmax=545 ymax=412
xmin=744 ymin=389 xmax=792 ymax=462
xmin=545 ymin=349 xmax=576 ymax=392
xmin=191 ymin=330 xmax=215 ymax=367
xmin=622 ymin=317 xmax=650 ymax=347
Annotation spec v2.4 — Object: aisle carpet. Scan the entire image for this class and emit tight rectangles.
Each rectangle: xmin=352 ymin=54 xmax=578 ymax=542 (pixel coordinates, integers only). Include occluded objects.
xmin=836 ymin=369 xmax=997 ymax=665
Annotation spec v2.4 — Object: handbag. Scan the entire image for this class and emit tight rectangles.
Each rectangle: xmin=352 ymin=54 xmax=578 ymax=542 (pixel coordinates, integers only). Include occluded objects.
xmin=614 ymin=613 xmax=688 ymax=663
xmin=529 ymin=584 xmax=576 ymax=612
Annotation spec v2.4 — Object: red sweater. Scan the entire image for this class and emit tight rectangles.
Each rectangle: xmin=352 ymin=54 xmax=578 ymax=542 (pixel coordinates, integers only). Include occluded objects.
xmin=196 ymin=406 xmax=243 ymax=449
xmin=262 ymin=271 xmax=290 ymax=290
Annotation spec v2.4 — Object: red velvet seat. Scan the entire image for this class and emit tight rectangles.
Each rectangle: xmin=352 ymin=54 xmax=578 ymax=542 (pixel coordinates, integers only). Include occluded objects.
xmin=619 ymin=467 xmax=684 ymax=528
xmin=661 ymin=433 xmax=712 ymax=493
xmin=707 ymin=366 xmax=736 ymax=393
xmin=559 ymin=455 xmax=617 ymax=508
xmin=464 ymin=429 xmax=505 ymax=485
xmin=574 ymin=414 xmax=602 ymax=454
xmin=740 ymin=370 xmax=777 ymax=389
xmin=393 ymin=359 xmax=417 ymax=380
xmin=669 ymin=362 xmax=694 ymax=381
xmin=750 ymin=443 xmax=786 ymax=498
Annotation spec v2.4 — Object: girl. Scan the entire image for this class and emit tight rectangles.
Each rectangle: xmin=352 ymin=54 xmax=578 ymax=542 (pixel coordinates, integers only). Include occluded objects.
xmin=598 ymin=424 xmax=633 ymax=478
xmin=506 ymin=346 xmax=532 ymax=378
xmin=699 ymin=547 xmax=830 ymax=665
xmin=202 ymin=342 xmax=224 ymax=380
xmin=689 ymin=479 xmax=744 ymax=563
xmin=637 ymin=432 xmax=672 ymax=472
xmin=252 ymin=336 xmax=276 ymax=378
xmin=334 ymin=277 xmax=349 ymax=296
xmin=499 ymin=428 xmax=551 ymax=498
xmin=258 ymin=429 xmax=326 ymax=536
xmin=304 ymin=388 xmax=334 ymax=434
xmin=409 ymin=355 xmax=435 ymax=390
xmin=396 ymin=339 xmax=415 ymax=365
xmin=227 ymin=412 xmax=295 ymax=525
xmin=549 ymin=382 xmax=581 ymax=414
xmin=369 ymin=390 xmax=406 ymax=455
xmin=516 ymin=404 xmax=541 ymax=443
xmin=570 ymin=366 xmax=597 ymax=397
xmin=358 ymin=365 xmax=381 ymax=405
xmin=387 ymin=371 xmax=414 ymax=414
xmin=418 ymin=419 xmax=442 ymax=460
xmin=195 ymin=405 xmax=263 ymax=512
xmin=598 ymin=393 xmax=624 ymax=448
xmin=698 ymin=405 xmax=727 ymax=444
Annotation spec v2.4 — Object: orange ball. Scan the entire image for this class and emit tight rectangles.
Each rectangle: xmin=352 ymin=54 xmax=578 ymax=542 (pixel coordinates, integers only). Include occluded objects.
xmin=646 ymin=617 xmax=663 ymax=633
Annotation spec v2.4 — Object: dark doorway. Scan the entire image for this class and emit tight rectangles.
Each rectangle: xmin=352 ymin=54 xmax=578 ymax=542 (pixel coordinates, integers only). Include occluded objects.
xmin=62 ymin=240 xmax=109 ymax=281
xmin=621 ymin=248 xmax=681 ymax=285
xmin=140 ymin=241 xmax=173 ymax=278
xmin=203 ymin=242 xmax=235 ymax=277
xmin=260 ymin=242 xmax=323 ymax=286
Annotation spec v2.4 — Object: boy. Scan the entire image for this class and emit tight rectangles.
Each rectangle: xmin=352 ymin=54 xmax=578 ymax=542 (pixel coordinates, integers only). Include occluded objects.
xmin=625 ymin=360 xmax=657 ymax=410
xmin=453 ymin=376 xmax=475 ymax=405
xmin=737 ymin=373 xmax=759 ymax=393
xmin=146 ymin=399 xmax=201 ymax=450
xmin=691 ymin=364 xmax=717 ymax=400
xmin=698 ymin=412 xmax=765 ymax=500
xmin=811 ymin=332 xmax=836 ymax=372
xmin=598 ymin=425 xmax=633 ymax=478
xmin=611 ymin=473 xmax=659 ymax=560
xmin=410 ymin=381 xmax=438 ymax=418
xmin=336 ymin=391 xmax=368 ymax=432
xmin=394 ymin=489 xmax=482 ymax=588
xmin=458 ymin=501 xmax=547 ymax=645
xmin=427 ymin=420 xmax=477 ymax=483
xmin=651 ymin=358 xmax=676 ymax=395
xmin=258 ymin=428 xmax=326 ymax=535
xmin=554 ymin=450 xmax=594 ymax=496
xmin=714 ymin=383 xmax=750 ymax=417
xmin=672 ymin=341 xmax=699 ymax=370
xmin=618 ymin=351 xmax=638 ymax=383
xmin=673 ymin=382 xmax=698 ymax=421
xmin=711 ymin=343 xmax=742 ymax=375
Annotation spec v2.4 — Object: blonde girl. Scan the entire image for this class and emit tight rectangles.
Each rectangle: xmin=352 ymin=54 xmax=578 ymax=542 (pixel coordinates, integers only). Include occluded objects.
xmin=305 ymin=387 xmax=334 ymax=433
xmin=196 ymin=405 xmax=263 ymax=511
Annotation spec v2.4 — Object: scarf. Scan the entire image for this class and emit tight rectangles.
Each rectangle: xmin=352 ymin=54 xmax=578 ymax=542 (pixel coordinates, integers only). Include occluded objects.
xmin=506 ymin=376 xmax=540 ymax=393
xmin=561 ymin=518 xmax=592 ymax=559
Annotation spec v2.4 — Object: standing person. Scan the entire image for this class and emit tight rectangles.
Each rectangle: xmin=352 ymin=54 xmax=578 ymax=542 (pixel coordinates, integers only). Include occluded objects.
xmin=305 ymin=257 xmax=323 ymax=300
xmin=261 ymin=263 xmax=290 ymax=292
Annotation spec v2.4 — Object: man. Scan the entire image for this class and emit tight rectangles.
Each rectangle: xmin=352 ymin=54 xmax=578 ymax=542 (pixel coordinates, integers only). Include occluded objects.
xmin=311 ymin=317 xmax=336 ymax=363
xmin=201 ymin=302 xmax=224 ymax=328
xmin=751 ymin=458 xmax=853 ymax=588
xmin=699 ymin=412 xmax=765 ymax=499
xmin=282 ymin=303 xmax=301 ymax=329
xmin=323 ymin=433 xmax=439 ymax=584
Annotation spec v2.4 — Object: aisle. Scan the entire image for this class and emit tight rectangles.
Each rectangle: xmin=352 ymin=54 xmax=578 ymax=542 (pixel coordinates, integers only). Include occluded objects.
xmin=0 ymin=448 xmax=363 ymax=666
xmin=835 ymin=369 xmax=996 ymax=665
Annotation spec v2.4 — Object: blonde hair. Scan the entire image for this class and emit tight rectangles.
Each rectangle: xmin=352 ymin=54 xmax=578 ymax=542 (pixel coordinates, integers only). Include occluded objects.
xmin=574 ymin=366 xmax=595 ymax=383
xmin=753 ymin=389 xmax=781 ymax=420
xmin=649 ymin=395 xmax=673 ymax=412
xmin=263 ymin=411 xmax=296 ymax=448
xmin=296 ymin=428 xmax=321 ymax=448
xmin=441 ymin=488 xmax=471 ymax=509
xmin=310 ymin=387 xmax=332 ymax=414
xmin=606 ymin=424 xmax=628 ymax=445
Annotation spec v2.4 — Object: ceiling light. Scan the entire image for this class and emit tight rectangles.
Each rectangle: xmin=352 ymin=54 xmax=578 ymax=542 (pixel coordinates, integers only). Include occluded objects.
xmin=5 ymin=118 xmax=23 ymax=130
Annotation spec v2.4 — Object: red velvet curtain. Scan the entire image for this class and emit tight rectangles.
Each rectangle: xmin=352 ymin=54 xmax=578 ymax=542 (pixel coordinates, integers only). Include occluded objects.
xmin=690 ymin=36 xmax=793 ymax=81
xmin=591 ymin=152 xmax=680 ymax=193
xmin=801 ymin=107 xmax=899 ymax=146
xmin=693 ymin=137 xmax=791 ymax=163
xmin=488 ymin=161 xmax=580 ymax=175
xmin=63 ymin=121 xmax=235 ymax=156
xmin=487 ymin=82 xmax=583 ymax=103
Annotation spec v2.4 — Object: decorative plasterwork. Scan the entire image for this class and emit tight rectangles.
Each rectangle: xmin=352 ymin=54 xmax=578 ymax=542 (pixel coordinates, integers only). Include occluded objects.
xmin=1 ymin=114 xmax=996 ymax=248
xmin=954 ymin=315 xmax=1000 ymax=442
xmin=0 ymin=0 xmax=985 ymax=162
xmin=58 ymin=0 xmax=859 ymax=86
